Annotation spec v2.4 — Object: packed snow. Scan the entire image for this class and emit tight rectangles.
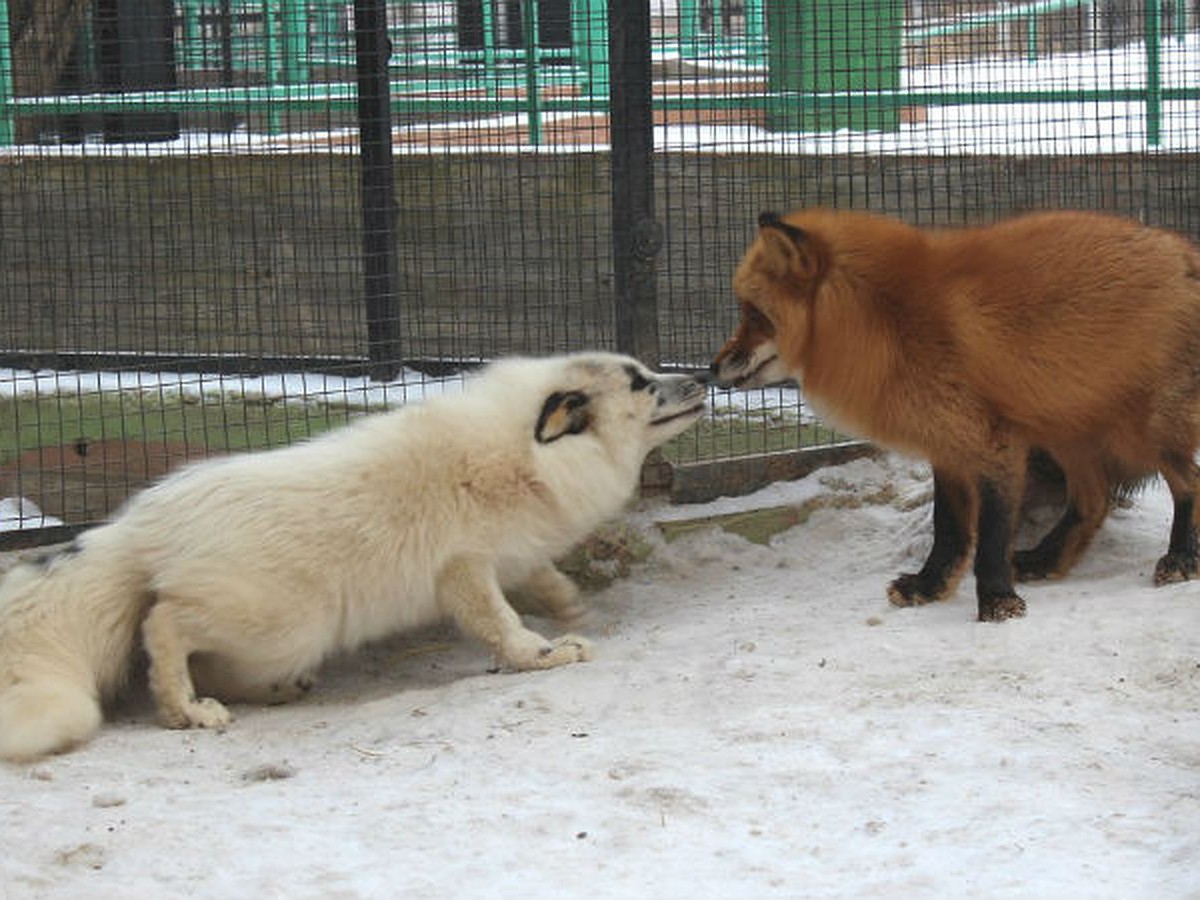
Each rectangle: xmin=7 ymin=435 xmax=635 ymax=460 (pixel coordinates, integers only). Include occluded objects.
xmin=1 ymin=452 xmax=1196 ymax=898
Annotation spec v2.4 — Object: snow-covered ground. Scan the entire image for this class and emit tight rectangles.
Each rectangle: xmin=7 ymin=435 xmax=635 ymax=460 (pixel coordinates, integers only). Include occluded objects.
xmin=1 ymin=452 xmax=1196 ymax=898
xmin=663 ymin=34 xmax=1200 ymax=155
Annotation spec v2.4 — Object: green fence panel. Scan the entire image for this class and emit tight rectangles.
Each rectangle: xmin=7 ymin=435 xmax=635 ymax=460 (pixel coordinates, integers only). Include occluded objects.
xmin=766 ymin=0 xmax=903 ymax=132
xmin=0 ymin=0 xmax=11 ymax=146
xmin=572 ymin=0 xmax=609 ymax=97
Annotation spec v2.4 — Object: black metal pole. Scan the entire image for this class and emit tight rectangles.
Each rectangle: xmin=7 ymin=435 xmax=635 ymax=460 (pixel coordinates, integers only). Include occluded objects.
xmin=609 ymin=0 xmax=661 ymax=367
xmin=96 ymin=0 xmax=180 ymax=142
xmin=354 ymin=0 xmax=401 ymax=380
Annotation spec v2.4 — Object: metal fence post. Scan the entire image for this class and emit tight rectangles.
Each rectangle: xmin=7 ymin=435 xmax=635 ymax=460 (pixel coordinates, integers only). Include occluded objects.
xmin=1146 ymin=0 xmax=1162 ymax=146
xmin=95 ymin=0 xmax=181 ymax=142
xmin=609 ymin=0 xmax=660 ymax=367
xmin=573 ymin=0 xmax=610 ymax=97
xmin=281 ymin=0 xmax=309 ymax=85
xmin=354 ymin=0 xmax=401 ymax=380
xmin=521 ymin=0 xmax=543 ymax=146
xmin=0 ymin=0 xmax=12 ymax=146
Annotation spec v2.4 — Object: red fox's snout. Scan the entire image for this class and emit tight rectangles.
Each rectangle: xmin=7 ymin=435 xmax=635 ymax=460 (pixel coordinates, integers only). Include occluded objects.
xmin=711 ymin=324 xmax=786 ymax=389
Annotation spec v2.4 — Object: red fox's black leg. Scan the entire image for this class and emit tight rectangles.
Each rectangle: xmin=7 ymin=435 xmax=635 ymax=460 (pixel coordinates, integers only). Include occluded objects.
xmin=1154 ymin=453 xmax=1199 ymax=585
xmin=888 ymin=470 xmax=973 ymax=606
xmin=1154 ymin=495 xmax=1198 ymax=584
xmin=1014 ymin=503 xmax=1081 ymax=581
xmin=975 ymin=478 xmax=1027 ymax=621
xmin=1015 ymin=451 xmax=1110 ymax=581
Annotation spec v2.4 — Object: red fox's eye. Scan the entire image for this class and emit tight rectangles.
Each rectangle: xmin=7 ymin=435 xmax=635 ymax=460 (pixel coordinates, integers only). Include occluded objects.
xmin=744 ymin=305 xmax=774 ymax=334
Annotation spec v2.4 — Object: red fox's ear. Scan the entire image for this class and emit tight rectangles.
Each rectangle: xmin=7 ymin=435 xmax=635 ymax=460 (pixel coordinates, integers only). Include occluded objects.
xmin=757 ymin=211 xmax=824 ymax=283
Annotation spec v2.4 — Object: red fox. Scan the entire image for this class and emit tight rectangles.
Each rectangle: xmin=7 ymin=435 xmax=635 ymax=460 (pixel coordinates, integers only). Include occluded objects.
xmin=711 ymin=208 xmax=1200 ymax=621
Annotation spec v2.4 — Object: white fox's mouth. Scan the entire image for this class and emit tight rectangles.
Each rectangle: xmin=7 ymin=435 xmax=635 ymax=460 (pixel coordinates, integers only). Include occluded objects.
xmin=650 ymin=403 xmax=705 ymax=427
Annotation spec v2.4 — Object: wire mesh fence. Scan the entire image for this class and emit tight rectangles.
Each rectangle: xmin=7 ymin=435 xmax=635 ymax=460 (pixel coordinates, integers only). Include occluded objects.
xmin=2 ymin=0 xmax=1199 ymax=540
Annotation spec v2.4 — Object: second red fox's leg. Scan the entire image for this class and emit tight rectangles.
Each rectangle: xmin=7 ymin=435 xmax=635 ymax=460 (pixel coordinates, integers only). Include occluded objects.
xmin=888 ymin=470 xmax=975 ymax=606
xmin=1154 ymin=451 xmax=1200 ymax=584
xmin=1014 ymin=451 xmax=1111 ymax=581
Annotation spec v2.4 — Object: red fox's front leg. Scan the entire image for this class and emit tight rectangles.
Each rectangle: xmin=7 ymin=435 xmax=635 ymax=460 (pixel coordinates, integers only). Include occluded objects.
xmin=974 ymin=473 xmax=1028 ymax=622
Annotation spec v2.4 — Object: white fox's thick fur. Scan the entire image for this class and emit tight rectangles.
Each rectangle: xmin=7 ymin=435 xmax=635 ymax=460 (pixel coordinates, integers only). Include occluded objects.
xmin=0 ymin=353 xmax=705 ymax=760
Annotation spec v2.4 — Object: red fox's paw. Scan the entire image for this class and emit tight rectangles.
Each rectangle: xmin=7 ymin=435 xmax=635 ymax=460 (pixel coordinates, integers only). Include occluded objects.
xmin=977 ymin=593 xmax=1027 ymax=622
xmin=887 ymin=574 xmax=948 ymax=607
xmin=1153 ymin=552 xmax=1198 ymax=586
xmin=1012 ymin=548 xmax=1061 ymax=583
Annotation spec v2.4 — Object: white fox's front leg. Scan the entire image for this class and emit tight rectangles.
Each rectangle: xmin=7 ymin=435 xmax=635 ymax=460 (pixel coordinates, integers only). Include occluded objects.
xmin=437 ymin=557 xmax=592 ymax=669
xmin=516 ymin=563 xmax=586 ymax=623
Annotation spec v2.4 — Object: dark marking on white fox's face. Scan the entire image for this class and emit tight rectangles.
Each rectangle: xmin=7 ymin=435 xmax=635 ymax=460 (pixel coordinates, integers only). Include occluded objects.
xmin=533 ymin=354 xmax=707 ymax=450
xmin=535 ymin=391 xmax=591 ymax=444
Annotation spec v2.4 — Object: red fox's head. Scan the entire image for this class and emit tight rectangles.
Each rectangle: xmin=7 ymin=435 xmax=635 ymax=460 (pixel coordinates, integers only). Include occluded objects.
xmin=710 ymin=211 xmax=829 ymax=389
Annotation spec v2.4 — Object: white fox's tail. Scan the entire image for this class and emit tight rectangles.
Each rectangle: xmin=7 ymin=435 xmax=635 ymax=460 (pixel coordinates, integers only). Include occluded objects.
xmin=0 ymin=677 xmax=104 ymax=762
xmin=0 ymin=527 xmax=151 ymax=761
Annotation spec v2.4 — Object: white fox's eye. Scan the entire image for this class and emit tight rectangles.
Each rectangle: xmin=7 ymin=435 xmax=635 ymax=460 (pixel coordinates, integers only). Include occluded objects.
xmin=624 ymin=365 xmax=655 ymax=393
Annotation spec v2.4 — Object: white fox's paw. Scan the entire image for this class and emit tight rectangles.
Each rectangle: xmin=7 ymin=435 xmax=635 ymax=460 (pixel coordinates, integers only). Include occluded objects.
xmin=535 ymin=634 xmax=593 ymax=668
xmin=165 ymin=697 xmax=232 ymax=731
xmin=497 ymin=630 xmax=593 ymax=671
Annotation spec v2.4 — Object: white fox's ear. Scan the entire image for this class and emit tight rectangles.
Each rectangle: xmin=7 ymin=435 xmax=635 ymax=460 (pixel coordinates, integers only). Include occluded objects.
xmin=535 ymin=391 xmax=591 ymax=443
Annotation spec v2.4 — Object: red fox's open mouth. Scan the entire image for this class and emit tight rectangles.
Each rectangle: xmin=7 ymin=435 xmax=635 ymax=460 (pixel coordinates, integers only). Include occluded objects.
xmin=731 ymin=354 xmax=779 ymax=388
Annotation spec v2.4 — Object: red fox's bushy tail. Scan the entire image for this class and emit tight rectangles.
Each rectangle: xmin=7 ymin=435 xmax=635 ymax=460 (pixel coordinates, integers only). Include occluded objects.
xmin=0 ymin=527 xmax=152 ymax=761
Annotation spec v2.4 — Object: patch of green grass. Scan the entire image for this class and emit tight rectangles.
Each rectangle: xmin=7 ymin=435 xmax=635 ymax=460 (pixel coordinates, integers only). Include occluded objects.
xmin=0 ymin=392 xmax=358 ymax=465
xmin=658 ymin=505 xmax=814 ymax=545
xmin=1 ymin=391 xmax=846 ymax=468
xmin=657 ymin=482 xmax=900 ymax=546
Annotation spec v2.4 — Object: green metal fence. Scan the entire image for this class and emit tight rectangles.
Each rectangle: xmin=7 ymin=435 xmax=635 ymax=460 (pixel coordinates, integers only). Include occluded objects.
xmin=3 ymin=0 xmax=1195 ymax=146
xmin=0 ymin=0 xmax=608 ymax=144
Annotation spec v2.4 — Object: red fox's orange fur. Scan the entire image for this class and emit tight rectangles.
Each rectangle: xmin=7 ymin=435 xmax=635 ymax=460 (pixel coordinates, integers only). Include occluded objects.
xmin=712 ymin=209 xmax=1200 ymax=621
